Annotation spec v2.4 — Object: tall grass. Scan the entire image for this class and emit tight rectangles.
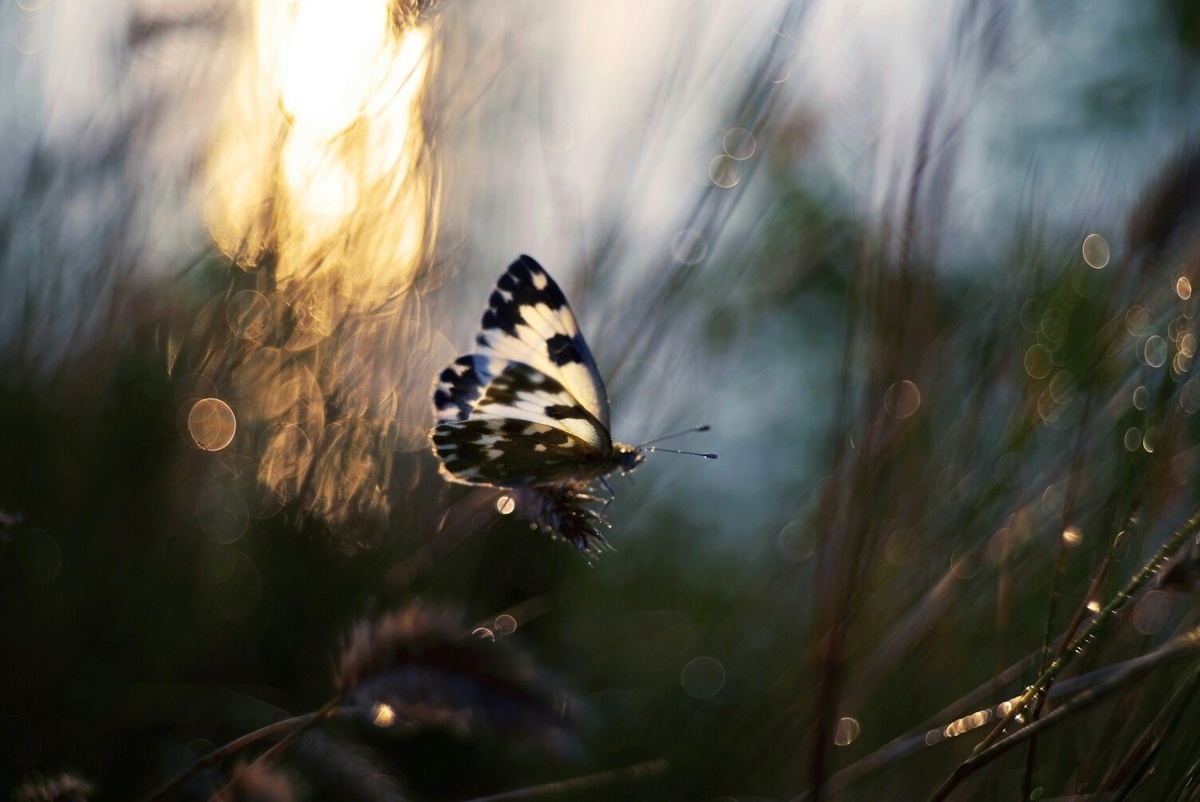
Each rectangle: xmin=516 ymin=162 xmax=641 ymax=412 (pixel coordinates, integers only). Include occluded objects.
xmin=5 ymin=0 xmax=1200 ymax=800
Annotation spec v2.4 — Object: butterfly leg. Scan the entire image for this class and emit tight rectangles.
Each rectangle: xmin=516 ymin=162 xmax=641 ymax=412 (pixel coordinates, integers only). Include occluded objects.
xmin=598 ymin=475 xmax=617 ymax=516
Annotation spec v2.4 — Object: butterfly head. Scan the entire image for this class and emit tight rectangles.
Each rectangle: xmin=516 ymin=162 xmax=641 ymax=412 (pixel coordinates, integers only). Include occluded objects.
xmin=614 ymin=442 xmax=645 ymax=474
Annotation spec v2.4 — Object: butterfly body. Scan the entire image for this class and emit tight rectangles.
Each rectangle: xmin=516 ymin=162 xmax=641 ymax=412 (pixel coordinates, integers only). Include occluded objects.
xmin=430 ymin=256 xmax=640 ymax=553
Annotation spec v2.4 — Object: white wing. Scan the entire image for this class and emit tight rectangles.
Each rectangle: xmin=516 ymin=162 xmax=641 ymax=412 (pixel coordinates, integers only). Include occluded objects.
xmin=431 ymin=363 xmax=613 ymax=487
xmin=470 ymin=255 xmax=610 ymax=429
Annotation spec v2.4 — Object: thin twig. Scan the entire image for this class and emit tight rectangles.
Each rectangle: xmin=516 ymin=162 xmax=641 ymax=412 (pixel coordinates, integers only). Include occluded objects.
xmin=929 ymin=623 xmax=1200 ymax=801
xmin=1023 ymin=388 xmax=1094 ymax=797
xmin=977 ymin=502 xmax=1200 ymax=754
xmin=795 ymin=626 xmax=1188 ymax=800
xmin=213 ymin=695 xmax=342 ymax=799
xmin=145 ymin=712 xmax=320 ymax=802
xmin=1112 ymin=663 xmax=1200 ymax=798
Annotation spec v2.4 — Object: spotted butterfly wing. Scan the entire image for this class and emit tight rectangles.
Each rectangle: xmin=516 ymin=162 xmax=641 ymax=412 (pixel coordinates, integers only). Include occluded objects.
xmin=431 ymin=256 xmax=640 ymax=492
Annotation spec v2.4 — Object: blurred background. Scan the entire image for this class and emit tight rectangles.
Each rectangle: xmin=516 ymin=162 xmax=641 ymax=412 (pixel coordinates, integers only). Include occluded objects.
xmin=5 ymin=0 xmax=1200 ymax=799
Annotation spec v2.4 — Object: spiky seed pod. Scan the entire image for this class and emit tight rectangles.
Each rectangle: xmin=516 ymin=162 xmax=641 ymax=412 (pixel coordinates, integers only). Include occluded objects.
xmin=335 ymin=604 xmax=579 ymax=758
xmin=509 ymin=482 xmax=613 ymax=557
xmin=291 ymin=731 xmax=408 ymax=802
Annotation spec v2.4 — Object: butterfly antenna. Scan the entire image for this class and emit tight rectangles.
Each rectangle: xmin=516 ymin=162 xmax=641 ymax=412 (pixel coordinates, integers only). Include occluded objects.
xmin=636 ymin=424 xmax=711 ymax=449
xmin=645 ymin=446 xmax=718 ymax=459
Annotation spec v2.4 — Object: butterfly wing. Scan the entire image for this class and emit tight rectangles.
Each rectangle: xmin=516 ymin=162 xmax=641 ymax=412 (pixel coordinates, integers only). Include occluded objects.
xmin=432 ymin=362 xmax=613 ymax=487
xmin=431 ymin=256 xmax=618 ymax=489
xmin=468 ymin=255 xmax=610 ymax=430
xmin=433 ymin=418 xmax=604 ymax=487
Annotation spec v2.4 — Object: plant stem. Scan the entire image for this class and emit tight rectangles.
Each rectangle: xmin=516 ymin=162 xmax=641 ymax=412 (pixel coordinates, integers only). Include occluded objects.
xmin=928 ymin=499 xmax=1200 ymax=801
xmin=145 ymin=712 xmax=318 ymax=802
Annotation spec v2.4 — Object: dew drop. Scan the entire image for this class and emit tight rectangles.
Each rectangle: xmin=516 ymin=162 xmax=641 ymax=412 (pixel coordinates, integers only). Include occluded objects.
xmin=1133 ymin=590 xmax=1172 ymax=635
xmin=1082 ymin=234 xmax=1110 ymax=269
xmin=541 ymin=121 xmax=574 ymax=153
xmin=708 ymin=155 xmax=740 ymax=188
xmin=722 ymin=127 xmax=756 ymax=160
xmin=884 ymin=379 xmax=921 ymax=419
xmin=777 ymin=521 xmax=815 ymax=563
xmin=187 ymin=398 xmax=237 ymax=451
xmin=1126 ymin=306 xmax=1150 ymax=335
xmin=1024 ymin=344 xmax=1053 ymax=379
xmin=226 ymin=290 xmax=272 ymax=340
xmin=1132 ymin=385 xmax=1149 ymax=410
xmin=680 ymin=656 xmax=726 ymax=699
xmin=1124 ymin=427 xmax=1141 ymax=451
xmin=670 ymin=229 xmax=708 ymax=265
xmin=833 ymin=716 xmax=861 ymax=746
xmin=1145 ymin=335 xmax=1168 ymax=368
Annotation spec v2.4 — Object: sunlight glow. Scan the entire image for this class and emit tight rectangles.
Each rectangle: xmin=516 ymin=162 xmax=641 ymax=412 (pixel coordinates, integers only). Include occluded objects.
xmin=194 ymin=1 xmax=440 ymax=544
xmin=208 ymin=0 xmax=435 ymax=297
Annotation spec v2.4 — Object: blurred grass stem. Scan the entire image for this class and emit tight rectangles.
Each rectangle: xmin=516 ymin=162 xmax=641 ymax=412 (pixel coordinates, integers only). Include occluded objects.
xmin=145 ymin=709 xmax=325 ymax=802
xmin=929 ymin=502 xmax=1200 ymax=800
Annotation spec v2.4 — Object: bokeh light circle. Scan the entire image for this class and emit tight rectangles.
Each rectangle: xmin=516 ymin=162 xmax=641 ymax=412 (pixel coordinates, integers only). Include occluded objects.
xmin=722 ymin=127 xmax=756 ymax=160
xmin=187 ymin=398 xmax=237 ymax=451
xmin=681 ymin=656 xmax=726 ymax=698
xmin=1082 ymin=234 xmax=1110 ymax=269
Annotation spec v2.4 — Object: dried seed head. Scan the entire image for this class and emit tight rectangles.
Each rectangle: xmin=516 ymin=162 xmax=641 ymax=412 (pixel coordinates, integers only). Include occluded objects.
xmin=214 ymin=761 xmax=297 ymax=802
xmin=290 ymin=729 xmax=407 ymax=801
xmin=336 ymin=605 xmax=466 ymax=694
xmin=335 ymin=604 xmax=579 ymax=757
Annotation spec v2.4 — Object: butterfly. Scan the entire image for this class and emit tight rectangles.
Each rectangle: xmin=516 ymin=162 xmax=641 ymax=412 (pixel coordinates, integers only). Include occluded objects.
xmin=430 ymin=255 xmax=710 ymax=555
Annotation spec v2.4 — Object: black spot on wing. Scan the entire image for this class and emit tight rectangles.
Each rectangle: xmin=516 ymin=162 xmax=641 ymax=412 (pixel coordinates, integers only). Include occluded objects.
xmin=545 ymin=404 xmax=591 ymax=421
xmin=478 ymin=362 xmax=557 ymax=407
xmin=481 ymin=256 xmax=571 ymax=338
xmin=481 ymin=289 xmax=524 ymax=336
xmin=546 ymin=333 xmax=584 ymax=366
xmin=501 ymin=419 xmax=530 ymax=435
xmin=434 ymin=355 xmax=487 ymax=422
xmin=506 ymin=256 xmax=569 ymax=309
